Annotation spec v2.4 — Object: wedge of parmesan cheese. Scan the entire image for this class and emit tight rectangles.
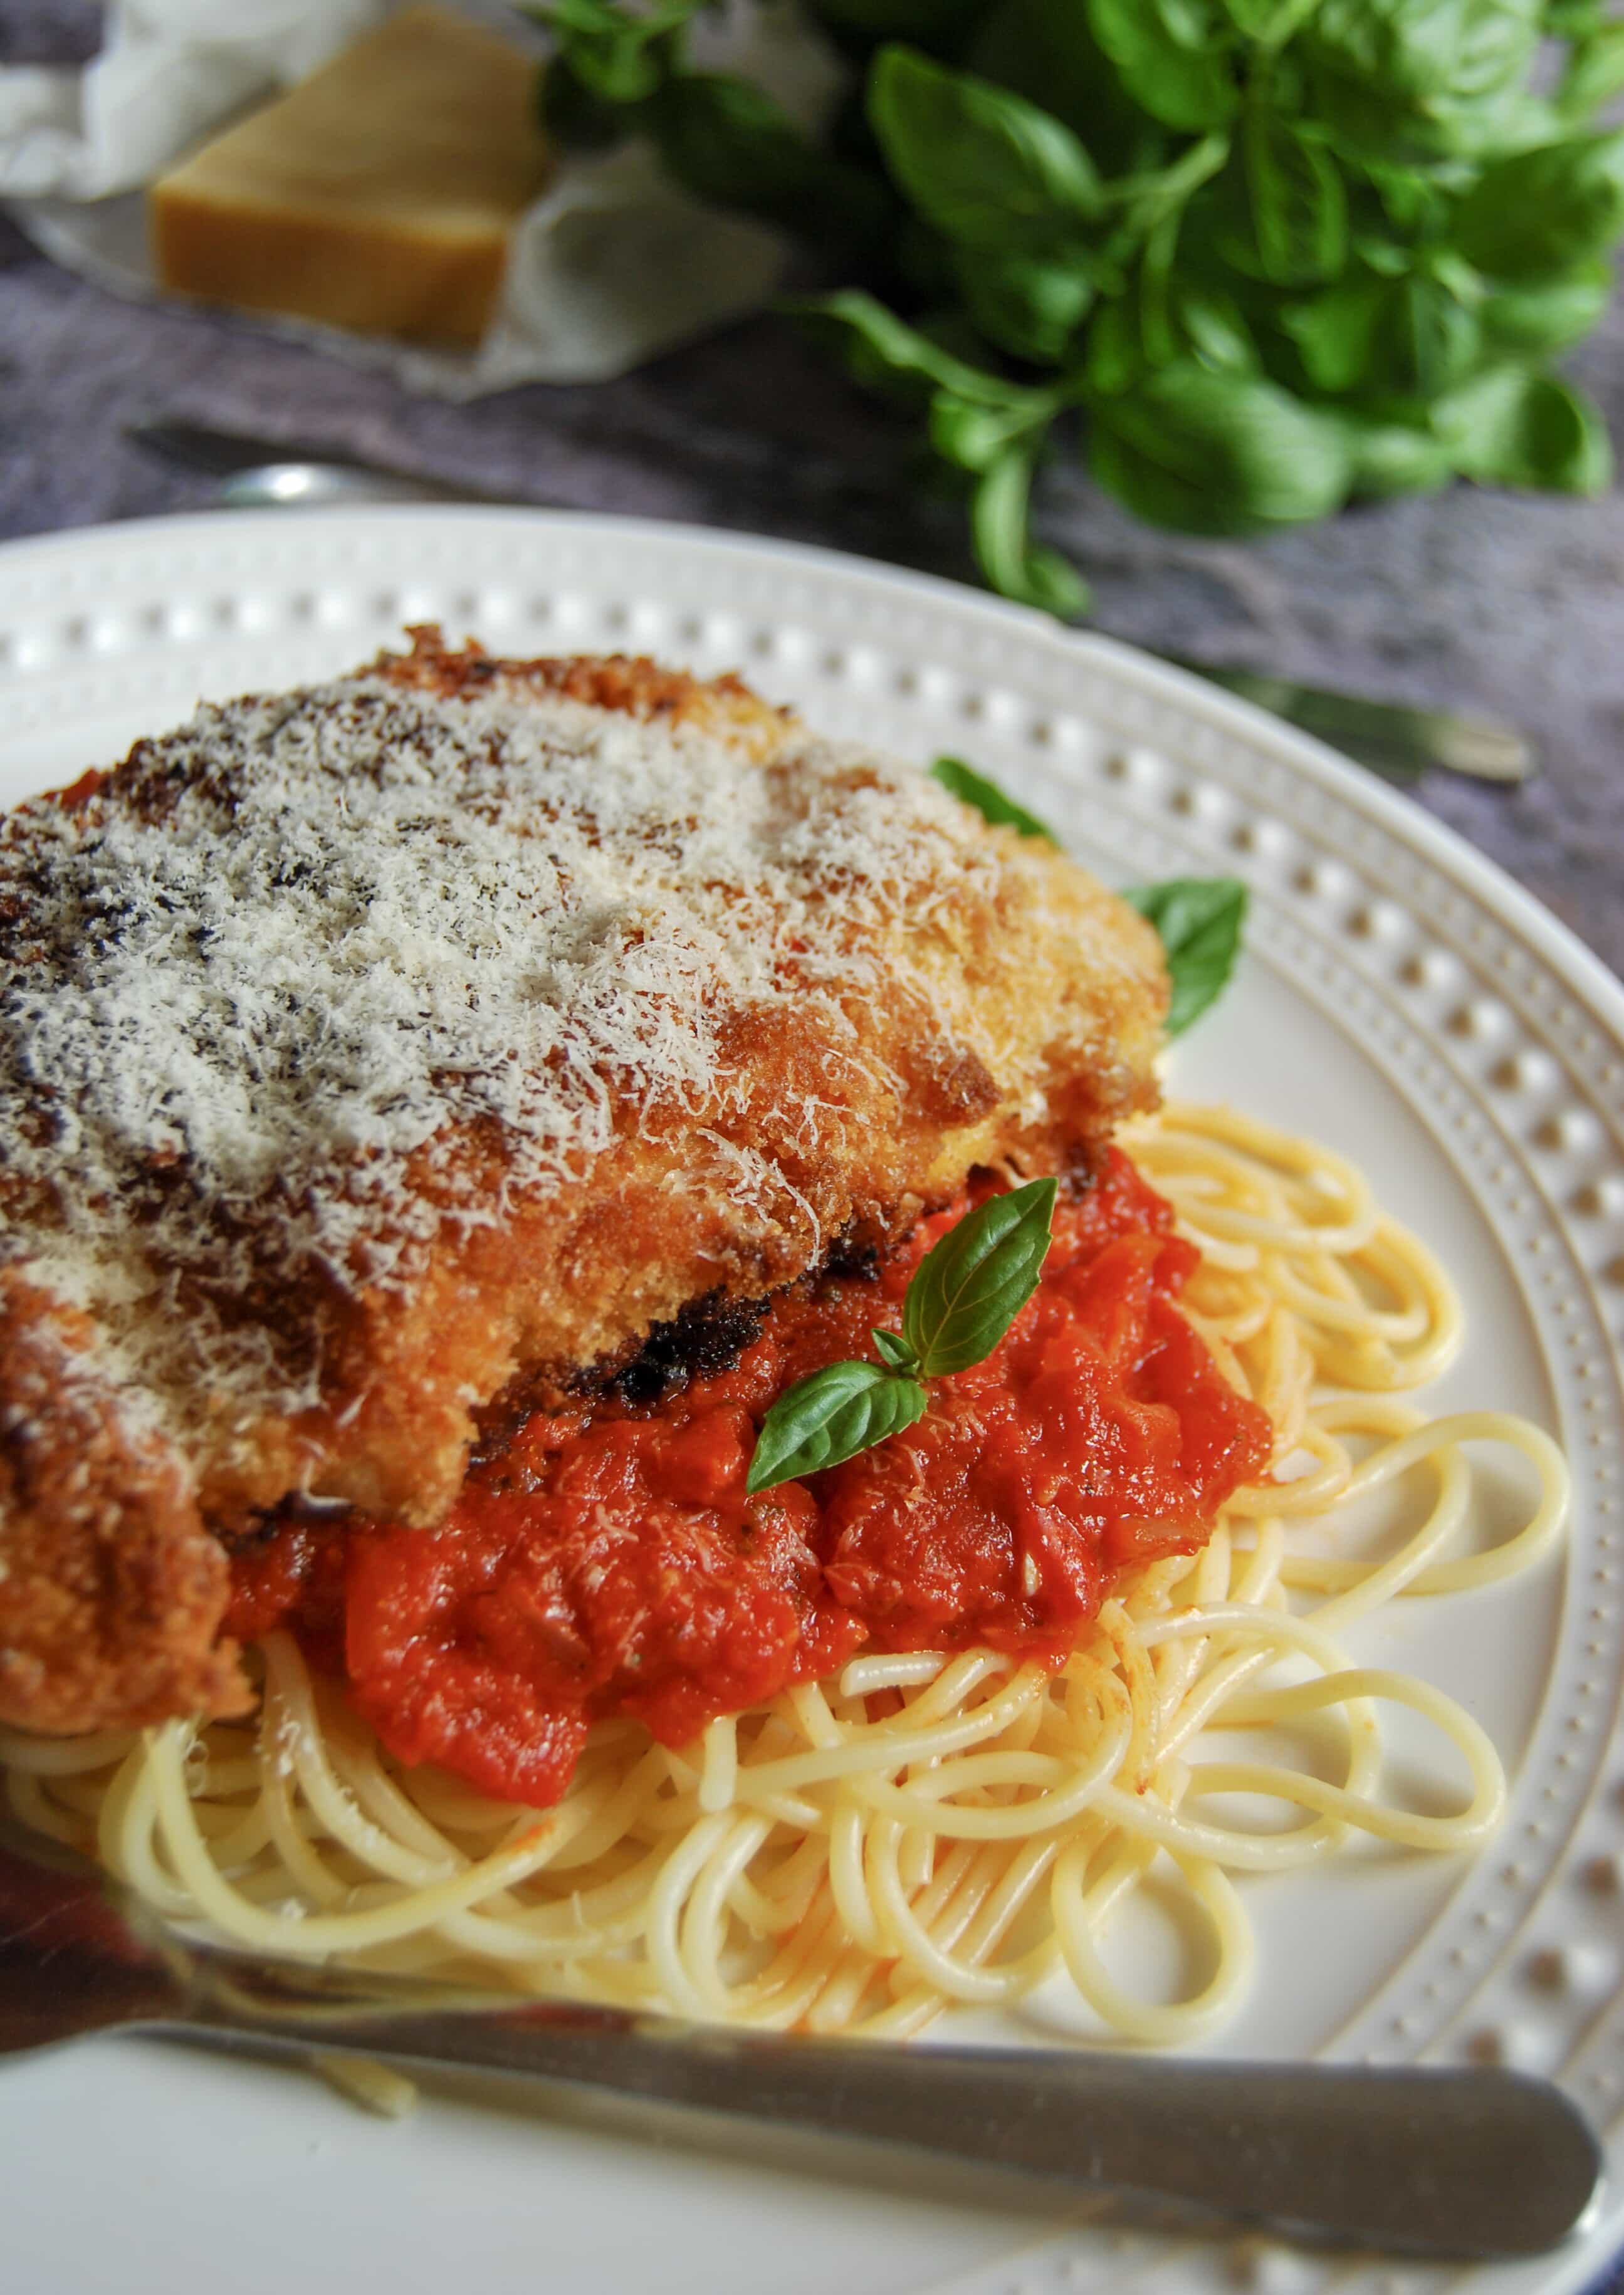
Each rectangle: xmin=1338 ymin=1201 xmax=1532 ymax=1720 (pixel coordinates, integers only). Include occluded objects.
xmin=148 ymin=5 xmax=553 ymax=347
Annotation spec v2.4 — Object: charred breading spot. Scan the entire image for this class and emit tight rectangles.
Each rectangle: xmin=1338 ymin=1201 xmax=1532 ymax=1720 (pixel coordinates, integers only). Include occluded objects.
xmin=223 ymin=1490 xmax=354 ymax=1555
xmin=0 ymin=1272 xmax=252 ymax=1732
xmin=819 ymin=1228 xmax=881 ymax=1283
xmin=605 ymin=1290 xmax=773 ymax=1408
xmin=488 ymin=1225 xmax=893 ymax=1442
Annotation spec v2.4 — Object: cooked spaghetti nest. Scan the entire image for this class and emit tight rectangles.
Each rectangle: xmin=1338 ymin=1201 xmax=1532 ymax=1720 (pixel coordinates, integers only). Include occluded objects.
xmin=1 ymin=1104 xmax=1568 ymax=2046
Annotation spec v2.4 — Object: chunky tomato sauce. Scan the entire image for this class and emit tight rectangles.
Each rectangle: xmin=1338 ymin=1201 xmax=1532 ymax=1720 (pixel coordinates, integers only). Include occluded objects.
xmin=229 ymin=1152 xmax=1272 ymax=1807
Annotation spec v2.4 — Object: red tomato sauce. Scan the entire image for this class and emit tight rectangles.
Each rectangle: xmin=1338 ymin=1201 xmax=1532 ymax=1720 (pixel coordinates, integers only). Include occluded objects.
xmin=228 ymin=1151 xmax=1273 ymax=1807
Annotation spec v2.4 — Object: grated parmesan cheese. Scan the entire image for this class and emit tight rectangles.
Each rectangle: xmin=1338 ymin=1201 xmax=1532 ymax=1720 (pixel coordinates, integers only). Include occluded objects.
xmin=0 ymin=665 xmax=1006 ymax=1431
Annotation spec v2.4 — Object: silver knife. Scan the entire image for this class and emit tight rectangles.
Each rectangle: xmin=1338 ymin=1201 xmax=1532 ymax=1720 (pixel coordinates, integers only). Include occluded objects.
xmin=126 ymin=421 xmax=1534 ymax=788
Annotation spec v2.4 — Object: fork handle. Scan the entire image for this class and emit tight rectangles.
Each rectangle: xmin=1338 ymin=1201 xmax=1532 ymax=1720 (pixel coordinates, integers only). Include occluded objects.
xmin=160 ymin=1985 xmax=1600 ymax=2259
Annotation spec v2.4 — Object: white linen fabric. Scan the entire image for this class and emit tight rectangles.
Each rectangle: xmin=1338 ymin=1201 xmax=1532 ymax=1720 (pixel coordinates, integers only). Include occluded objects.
xmin=0 ymin=0 xmax=831 ymax=391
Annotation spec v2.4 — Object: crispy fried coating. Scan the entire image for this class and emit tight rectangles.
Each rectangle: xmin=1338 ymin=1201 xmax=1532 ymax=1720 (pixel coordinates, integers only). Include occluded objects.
xmin=0 ymin=1273 xmax=249 ymax=1732
xmin=0 ymin=633 xmax=1167 ymax=1732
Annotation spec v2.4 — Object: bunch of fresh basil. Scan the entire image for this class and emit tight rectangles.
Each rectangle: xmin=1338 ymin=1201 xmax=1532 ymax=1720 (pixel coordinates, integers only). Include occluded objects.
xmin=531 ymin=0 xmax=1624 ymax=613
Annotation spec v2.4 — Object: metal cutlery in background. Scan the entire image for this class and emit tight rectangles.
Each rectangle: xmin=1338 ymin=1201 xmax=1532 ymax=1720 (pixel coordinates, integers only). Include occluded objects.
xmin=129 ymin=420 xmax=511 ymax=504
xmin=126 ymin=420 xmax=1535 ymax=790
xmin=1160 ymin=657 xmax=1531 ymax=785
xmin=0 ymin=1827 xmax=1603 ymax=2261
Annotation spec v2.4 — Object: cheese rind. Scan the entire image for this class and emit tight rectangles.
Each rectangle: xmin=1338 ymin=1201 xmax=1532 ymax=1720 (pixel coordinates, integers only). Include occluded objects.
xmin=149 ymin=5 xmax=553 ymax=347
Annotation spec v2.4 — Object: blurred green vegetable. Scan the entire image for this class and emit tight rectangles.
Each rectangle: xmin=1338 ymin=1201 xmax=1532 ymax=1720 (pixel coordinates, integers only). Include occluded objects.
xmin=528 ymin=0 xmax=1622 ymax=615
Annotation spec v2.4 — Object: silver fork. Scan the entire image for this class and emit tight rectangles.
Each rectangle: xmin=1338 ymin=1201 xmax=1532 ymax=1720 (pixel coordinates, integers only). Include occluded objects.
xmin=0 ymin=1824 xmax=1601 ymax=2259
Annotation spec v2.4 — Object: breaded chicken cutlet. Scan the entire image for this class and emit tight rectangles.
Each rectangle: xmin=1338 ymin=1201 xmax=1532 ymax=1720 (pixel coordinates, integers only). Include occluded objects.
xmin=0 ymin=629 xmax=1168 ymax=1737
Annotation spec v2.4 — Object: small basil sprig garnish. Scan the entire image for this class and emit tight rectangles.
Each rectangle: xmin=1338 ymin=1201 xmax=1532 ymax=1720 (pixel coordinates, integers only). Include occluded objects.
xmin=746 ymin=1176 xmax=1057 ymax=1493
xmin=930 ymin=755 xmax=1248 ymax=1038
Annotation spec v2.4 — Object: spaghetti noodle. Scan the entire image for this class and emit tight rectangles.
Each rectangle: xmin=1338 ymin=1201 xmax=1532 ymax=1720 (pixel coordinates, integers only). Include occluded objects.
xmin=0 ymin=1105 xmax=1568 ymax=2046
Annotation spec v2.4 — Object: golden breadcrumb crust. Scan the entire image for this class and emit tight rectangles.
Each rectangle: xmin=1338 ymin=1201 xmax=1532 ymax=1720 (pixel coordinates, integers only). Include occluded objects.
xmin=0 ymin=634 xmax=1168 ymax=1732
xmin=0 ymin=1272 xmax=251 ymax=1732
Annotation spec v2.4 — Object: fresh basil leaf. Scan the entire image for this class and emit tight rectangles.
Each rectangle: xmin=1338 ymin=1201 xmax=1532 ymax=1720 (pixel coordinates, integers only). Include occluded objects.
xmin=1123 ymin=877 xmax=1248 ymax=1036
xmin=1378 ymin=274 xmax=1485 ymax=398
xmin=1304 ymin=0 xmax=1545 ymax=161
xmin=1427 ymin=248 xmax=1484 ymax=305
xmin=1306 ymin=0 xmax=1542 ymax=110
xmin=1433 ymin=368 xmax=1613 ymax=493
xmin=1359 ymin=163 xmax=1449 ymax=241
xmin=969 ymin=0 xmax=1158 ymax=174
xmin=1453 ymin=0 xmax=1567 ymax=102
xmin=1281 ymin=276 xmax=1388 ymax=392
xmin=971 ymin=444 xmax=1091 ymax=617
xmin=871 ymin=1327 xmax=919 ymax=1372
xmin=931 ymin=756 xmax=1059 ymax=843
xmin=1220 ymin=0 xmax=1320 ymax=36
xmin=1285 ymin=263 xmax=1482 ymax=400
xmin=953 ymin=245 xmax=1096 ymax=363
xmin=869 ymin=45 xmax=1103 ymax=248
xmin=1219 ymin=0 xmax=1286 ymax=34
xmin=1135 ymin=209 xmax=1181 ymax=371
xmin=1176 ymin=286 xmax=1259 ymax=374
xmin=747 ymin=1361 xmax=928 ymax=1492
xmin=1244 ymin=109 xmax=1348 ymax=285
xmin=1438 ymin=86 xmax=1563 ymax=160
xmin=1086 ymin=0 xmax=1241 ymax=132
xmin=1081 ymin=298 xmax=1143 ymax=395
xmin=1452 ymin=131 xmax=1624 ymax=280
xmin=1546 ymin=0 xmax=1605 ymax=35
xmin=1478 ymin=264 xmax=1611 ymax=359
xmin=1339 ymin=415 xmax=1455 ymax=499
xmin=1559 ymin=21 xmax=1624 ymax=115
xmin=1088 ymin=365 xmax=1352 ymax=535
xmin=902 ymin=1178 xmax=1059 ymax=1379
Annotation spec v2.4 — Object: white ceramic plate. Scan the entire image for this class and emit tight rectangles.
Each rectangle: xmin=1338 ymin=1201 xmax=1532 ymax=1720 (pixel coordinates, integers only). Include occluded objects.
xmin=0 ymin=510 xmax=1620 ymax=2295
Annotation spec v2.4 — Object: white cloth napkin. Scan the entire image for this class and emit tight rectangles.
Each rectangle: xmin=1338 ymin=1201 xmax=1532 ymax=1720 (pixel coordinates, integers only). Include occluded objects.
xmin=0 ymin=0 xmax=833 ymax=395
